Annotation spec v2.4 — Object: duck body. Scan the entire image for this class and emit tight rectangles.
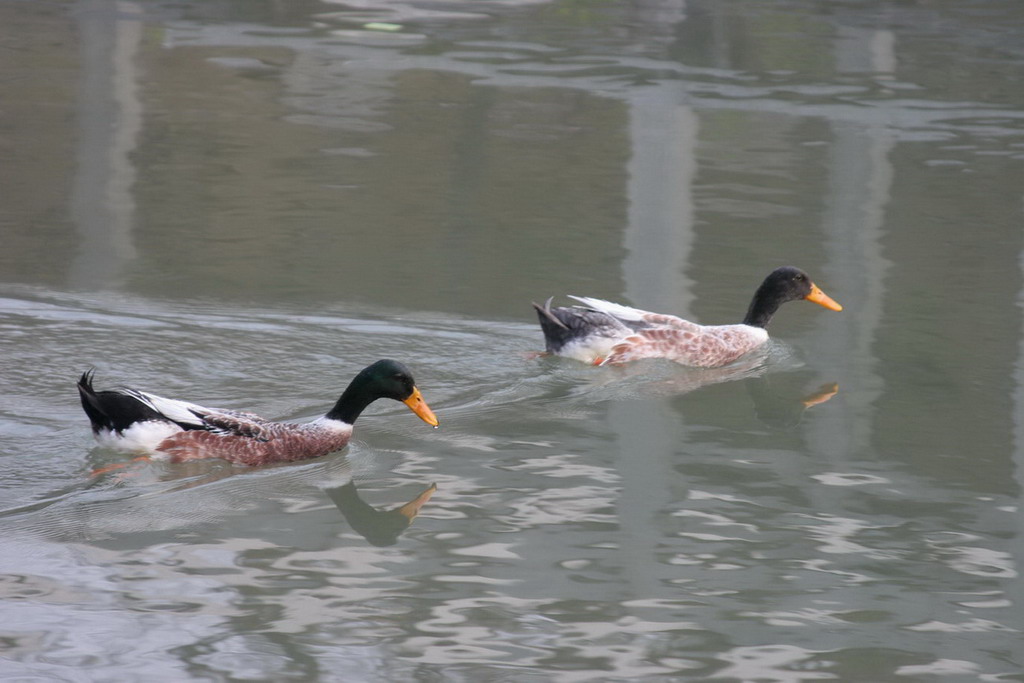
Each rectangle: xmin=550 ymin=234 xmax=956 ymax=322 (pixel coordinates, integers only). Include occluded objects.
xmin=534 ymin=266 xmax=841 ymax=368
xmin=152 ymin=416 xmax=355 ymax=467
xmin=78 ymin=359 xmax=438 ymax=467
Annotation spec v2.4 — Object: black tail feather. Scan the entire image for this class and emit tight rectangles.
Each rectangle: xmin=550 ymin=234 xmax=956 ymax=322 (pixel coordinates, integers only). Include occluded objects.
xmin=532 ymin=298 xmax=569 ymax=328
xmin=76 ymin=370 xmax=168 ymax=434
xmin=533 ymin=298 xmax=621 ymax=354
xmin=77 ymin=369 xmax=109 ymax=434
xmin=533 ymin=299 xmax=572 ymax=353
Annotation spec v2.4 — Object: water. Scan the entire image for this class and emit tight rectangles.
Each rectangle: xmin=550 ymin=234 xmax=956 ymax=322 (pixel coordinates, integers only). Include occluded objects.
xmin=2 ymin=0 xmax=1024 ymax=680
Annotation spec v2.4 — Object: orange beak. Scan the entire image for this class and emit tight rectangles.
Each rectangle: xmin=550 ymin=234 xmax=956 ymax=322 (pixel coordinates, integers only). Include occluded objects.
xmin=394 ymin=483 xmax=438 ymax=521
xmin=805 ymin=283 xmax=843 ymax=312
xmin=402 ymin=387 xmax=439 ymax=427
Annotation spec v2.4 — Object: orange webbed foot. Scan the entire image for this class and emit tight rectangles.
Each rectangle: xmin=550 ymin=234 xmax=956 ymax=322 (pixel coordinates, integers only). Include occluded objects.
xmin=90 ymin=456 xmax=150 ymax=478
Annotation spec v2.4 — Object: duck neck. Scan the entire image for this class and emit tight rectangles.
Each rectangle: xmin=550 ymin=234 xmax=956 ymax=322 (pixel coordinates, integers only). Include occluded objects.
xmin=325 ymin=381 xmax=375 ymax=425
xmin=742 ymin=291 xmax=781 ymax=329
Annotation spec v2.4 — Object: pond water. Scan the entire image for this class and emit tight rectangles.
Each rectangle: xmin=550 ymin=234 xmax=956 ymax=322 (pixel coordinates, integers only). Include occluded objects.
xmin=2 ymin=0 xmax=1024 ymax=680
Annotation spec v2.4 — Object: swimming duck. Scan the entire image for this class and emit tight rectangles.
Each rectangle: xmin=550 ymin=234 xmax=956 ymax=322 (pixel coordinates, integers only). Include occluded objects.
xmin=534 ymin=266 xmax=842 ymax=368
xmin=78 ymin=359 xmax=439 ymax=466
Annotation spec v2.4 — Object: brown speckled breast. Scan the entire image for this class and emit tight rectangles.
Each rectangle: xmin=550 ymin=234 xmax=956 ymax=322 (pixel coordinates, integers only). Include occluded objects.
xmin=156 ymin=422 xmax=353 ymax=466
xmin=604 ymin=325 xmax=767 ymax=368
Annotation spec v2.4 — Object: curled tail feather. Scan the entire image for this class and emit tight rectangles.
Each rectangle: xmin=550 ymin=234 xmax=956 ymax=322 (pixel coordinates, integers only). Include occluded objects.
xmin=532 ymin=297 xmax=632 ymax=356
xmin=532 ymin=298 xmax=569 ymax=331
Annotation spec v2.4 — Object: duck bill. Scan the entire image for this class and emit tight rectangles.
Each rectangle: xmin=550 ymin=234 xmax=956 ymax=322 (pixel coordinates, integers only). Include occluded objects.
xmin=805 ymin=284 xmax=843 ymax=312
xmin=403 ymin=387 xmax=440 ymax=427
xmin=802 ymin=382 xmax=840 ymax=407
xmin=395 ymin=483 xmax=438 ymax=521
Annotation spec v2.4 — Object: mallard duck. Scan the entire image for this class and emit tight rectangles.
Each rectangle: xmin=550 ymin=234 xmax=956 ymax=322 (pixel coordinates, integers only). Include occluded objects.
xmin=77 ymin=359 xmax=439 ymax=466
xmin=534 ymin=266 xmax=842 ymax=368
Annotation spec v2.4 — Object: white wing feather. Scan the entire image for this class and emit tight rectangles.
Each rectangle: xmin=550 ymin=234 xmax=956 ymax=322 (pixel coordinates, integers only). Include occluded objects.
xmin=568 ymin=295 xmax=695 ymax=330
xmin=121 ymin=388 xmax=213 ymax=428
xmin=567 ymin=296 xmax=653 ymax=322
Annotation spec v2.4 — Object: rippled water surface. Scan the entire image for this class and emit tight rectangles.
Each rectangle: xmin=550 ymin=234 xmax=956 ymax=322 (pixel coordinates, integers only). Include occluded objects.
xmin=2 ymin=0 xmax=1024 ymax=680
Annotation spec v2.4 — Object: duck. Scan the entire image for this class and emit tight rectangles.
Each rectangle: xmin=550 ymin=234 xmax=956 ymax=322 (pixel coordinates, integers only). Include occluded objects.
xmin=533 ymin=266 xmax=842 ymax=368
xmin=77 ymin=359 xmax=439 ymax=467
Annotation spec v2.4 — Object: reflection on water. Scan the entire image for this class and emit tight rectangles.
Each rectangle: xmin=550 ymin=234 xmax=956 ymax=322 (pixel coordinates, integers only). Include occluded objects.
xmin=325 ymin=481 xmax=437 ymax=547
xmin=746 ymin=376 xmax=840 ymax=430
xmin=2 ymin=0 xmax=1024 ymax=679
xmin=1 ymin=447 xmax=436 ymax=549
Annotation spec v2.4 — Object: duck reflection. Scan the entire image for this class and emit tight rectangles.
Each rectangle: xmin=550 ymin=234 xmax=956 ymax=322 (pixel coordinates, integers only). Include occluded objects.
xmin=68 ymin=450 xmax=439 ymax=547
xmin=745 ymin=376 xmax=839 ymax=429
xmin=552 ymin=350 xmax=838 ymax=429
xmin=324 ymin=481 xmax=437 ymax=546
